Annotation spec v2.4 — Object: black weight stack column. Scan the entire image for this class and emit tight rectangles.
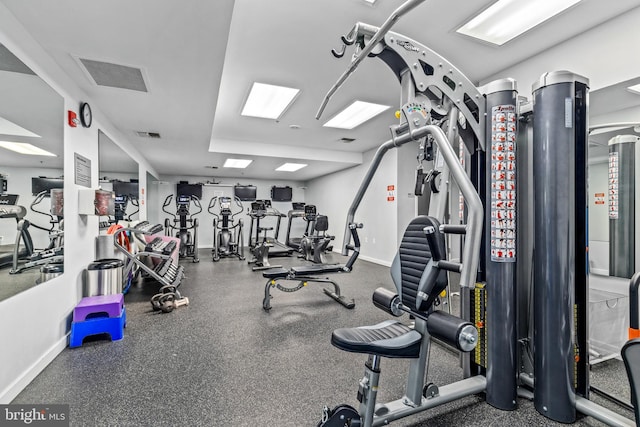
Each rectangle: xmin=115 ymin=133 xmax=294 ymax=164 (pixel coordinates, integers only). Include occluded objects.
xmin=532 ymin=71 xmax=589 ymax=423
xmin=484 ymin=78 xmax=518 ymax=411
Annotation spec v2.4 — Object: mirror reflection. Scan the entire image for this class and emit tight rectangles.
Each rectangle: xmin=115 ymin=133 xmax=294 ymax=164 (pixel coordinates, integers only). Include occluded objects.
xmin=97 ymin=130 xmax=139 ymax=230
xmin=0 ymin=43 xmax=64 ymax=302
xmin=587 ymin=78 xmax=640 ymax=409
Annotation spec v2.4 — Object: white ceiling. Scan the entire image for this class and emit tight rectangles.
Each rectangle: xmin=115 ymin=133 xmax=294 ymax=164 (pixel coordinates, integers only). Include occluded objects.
xmin=2 ymin=0 xmax=640 ymax=180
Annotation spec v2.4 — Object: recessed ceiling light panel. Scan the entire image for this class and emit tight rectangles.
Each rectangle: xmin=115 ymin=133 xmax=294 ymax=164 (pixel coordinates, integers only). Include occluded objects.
xmin=276 ymin=163 xmax=307 ymax=172
xmin=627 ymin=84 xmax=640 ymax=95
xmin=457 ymin=0 xmax=582 ymax=46
xmin=0 ymin=141 xmax=56 ymax=156
xmin=241 ymin=82 xmax=300 ymax=120
xmin=323 ymin=101 xmax=390 ymax=129
xmin=223 ymin=158 xmax=253 ymax=169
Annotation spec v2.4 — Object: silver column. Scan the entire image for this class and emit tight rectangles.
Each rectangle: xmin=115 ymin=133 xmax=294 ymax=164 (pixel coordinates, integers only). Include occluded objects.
xmin=608 ymin=135 xmax=638 ymax=279
xmin=484 ymin=78 xmax=518 ymax=411
xmin=531 ymin=71 xmax=589 ymax=423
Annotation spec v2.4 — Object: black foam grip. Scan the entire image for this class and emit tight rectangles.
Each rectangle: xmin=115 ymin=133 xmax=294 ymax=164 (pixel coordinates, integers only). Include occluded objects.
xmin=437 ymin=260 xmax=463 ymax=273
xmin=372 ymin=287 xmax=400 ymax=316
xmin=427 ymin=311 xmax=473 ymax=351
xmin=440 ymin=224 xmax=467 ymax=235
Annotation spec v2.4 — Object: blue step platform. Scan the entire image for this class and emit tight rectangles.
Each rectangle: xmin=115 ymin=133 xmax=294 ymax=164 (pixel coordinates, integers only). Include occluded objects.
xmin=69 ymin=307 xmax=126 ymax=348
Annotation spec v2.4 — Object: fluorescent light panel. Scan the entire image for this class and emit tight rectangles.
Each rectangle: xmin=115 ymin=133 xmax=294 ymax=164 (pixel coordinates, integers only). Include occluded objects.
xmin=241 ymin=82 xmax=300 ymax=120
xmin=0 ymin=115 xmax=40 ymax=138
xmin=0 ymin=141 xmax=56 ymax=156
xmin=276 ymin=163 xmax=307 ymax=172
xmin=223 ymin=158 xmax=252 ymax=168
xmin=323 ymin=101 xmax=390 ymax=129
xmin=457 ymin=0 xmax=582 ymax=46
xmin=627 ymin=84 xmax=640 ymax=95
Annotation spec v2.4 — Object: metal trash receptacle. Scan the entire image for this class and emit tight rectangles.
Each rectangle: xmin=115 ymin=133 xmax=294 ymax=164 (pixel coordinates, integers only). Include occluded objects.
xmin=85 ymin=259 xmax=124 ymax=296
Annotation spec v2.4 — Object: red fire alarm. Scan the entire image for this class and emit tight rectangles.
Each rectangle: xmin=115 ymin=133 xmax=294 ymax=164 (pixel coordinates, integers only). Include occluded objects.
xmin=68 ymin=110 xmax=79 ymax=127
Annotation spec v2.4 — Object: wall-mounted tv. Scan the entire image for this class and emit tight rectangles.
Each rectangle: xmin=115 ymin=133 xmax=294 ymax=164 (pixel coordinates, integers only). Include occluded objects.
xmin=31 ymin=177 xmax=64 ymax=196
xmin=177 ymin=182 xmax=203 ymax=199
xmin=271 ymin=186 xmax=292 ymax=202
xmin=113 ymin=180 xmax=139 ymax=199
xmin=234 ymin=185 xmax=257 ymax=201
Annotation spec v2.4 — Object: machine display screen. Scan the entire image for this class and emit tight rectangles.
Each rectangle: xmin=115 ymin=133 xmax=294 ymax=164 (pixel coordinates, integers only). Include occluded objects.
xmin=177 ymin=183 xmax=202 ymax=199
xmin=31 ymin=177 xmax=64 ymax=196
xmin=113 ymin=181 xmax=139 ymax=199
xmin=271 ymin=186 xmax=292 ymax=202
xmin=234 ymin=185 xmax=257 ymax=201
xmin=177 ymin=195 xmax=191 ymax=204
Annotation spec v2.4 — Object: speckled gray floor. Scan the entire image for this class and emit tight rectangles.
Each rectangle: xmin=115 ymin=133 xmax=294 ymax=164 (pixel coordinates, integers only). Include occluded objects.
xmin=0 ymin=263 xmax=41 ymax=302
xmin=11 ymin=249 xmax=636 ymax=426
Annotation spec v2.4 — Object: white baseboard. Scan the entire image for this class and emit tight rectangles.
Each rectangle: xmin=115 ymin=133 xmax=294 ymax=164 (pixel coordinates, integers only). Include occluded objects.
xmin=358 ymin=254 xmax=392 ymax=268
xmin=590 ymin=268 xmax=609 ymax=276
xmin=0 ymin=334 xmax=68 ymax=403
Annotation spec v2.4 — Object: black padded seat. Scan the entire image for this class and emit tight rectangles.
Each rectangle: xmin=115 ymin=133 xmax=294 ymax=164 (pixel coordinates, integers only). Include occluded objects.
xmin=291 ymin=264 xmax=343 ymax=275
xmin=262 ymin=267 xmax=290 ymax=279
xmin=622 ymin=338 xmax=640 ymax=424
xmin=331 ymin=320 xmax=422 ymax=358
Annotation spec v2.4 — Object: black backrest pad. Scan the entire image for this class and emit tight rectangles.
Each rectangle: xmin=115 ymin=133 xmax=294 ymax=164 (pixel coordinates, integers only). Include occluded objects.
xmin=398 ymin=216 xmax=447 ymax=311
xmin=314 ymin=215 xmax=329 ymax=232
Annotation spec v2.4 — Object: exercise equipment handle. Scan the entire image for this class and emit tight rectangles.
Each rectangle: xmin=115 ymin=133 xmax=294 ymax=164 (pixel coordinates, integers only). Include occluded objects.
xmin=208 ymin=196 xmax=220 ymax=220
xmin=315 ymin=0 xmax=426 ymax=120
xmin=423 ymin=226 xmax=444 ymax=262
xmin=161 ymin=194 xmax=175 ymax=219
xmin=372 ymin=287 xmax=403 ymax=316
xmin=440 ymin=224 xmax=466 ymax=234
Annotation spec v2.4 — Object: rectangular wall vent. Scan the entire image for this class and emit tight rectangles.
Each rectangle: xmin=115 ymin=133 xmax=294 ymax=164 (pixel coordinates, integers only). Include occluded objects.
xmin=79 ymin=58 xmax=148 ymax=92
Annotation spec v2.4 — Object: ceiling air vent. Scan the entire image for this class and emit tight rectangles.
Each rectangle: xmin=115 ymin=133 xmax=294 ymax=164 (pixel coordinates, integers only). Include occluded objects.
xmin=136 ymin=131 xmax=161 ymax=139
xmin=340 ymin=137 xmax=356 ymax=143
xmin=78 ymin=58 xmax=148 ymax=92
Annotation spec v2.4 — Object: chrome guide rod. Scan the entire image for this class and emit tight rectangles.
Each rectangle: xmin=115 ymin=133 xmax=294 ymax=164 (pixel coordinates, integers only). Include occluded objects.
xmin=315 ymin=0 xmax=427 ymax=120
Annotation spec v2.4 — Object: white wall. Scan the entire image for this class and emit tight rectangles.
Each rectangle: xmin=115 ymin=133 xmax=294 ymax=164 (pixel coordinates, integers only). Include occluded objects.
xmin=148 ymin=176 xmax=306 ymax=249
xmin=0 ymin=4 xmax=155 ymax=403
xmin=305 ymin=146 xmax=400 ymax=266
xmin=589 ymin=161 xmax=609 ymax=274
xmin=0 ymin=166 xmax=63 ymax=248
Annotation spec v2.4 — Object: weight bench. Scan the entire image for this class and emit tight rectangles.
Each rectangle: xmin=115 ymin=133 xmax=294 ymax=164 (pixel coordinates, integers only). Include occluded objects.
xmin=262 ymin=264 xmax=354 ymax=310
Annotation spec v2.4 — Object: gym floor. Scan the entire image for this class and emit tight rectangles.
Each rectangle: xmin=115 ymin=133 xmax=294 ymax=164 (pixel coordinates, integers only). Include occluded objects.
xmin=12 ymin=249 xmax=635 ymax=426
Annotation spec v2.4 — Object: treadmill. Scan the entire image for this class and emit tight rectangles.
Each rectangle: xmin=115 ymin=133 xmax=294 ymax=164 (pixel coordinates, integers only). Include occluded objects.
xmin=285 ymin=202 xmax=311 ymax=251
xmin=0 ymin=195 xmax=34 ymax=269
xmin=248 ymin=200 xmax=293 ymax=257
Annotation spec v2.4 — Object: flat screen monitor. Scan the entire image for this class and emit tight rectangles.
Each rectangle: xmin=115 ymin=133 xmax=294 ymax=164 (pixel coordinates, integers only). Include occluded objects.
xmin=271 ymin=186 xmax=292 ymax=202
xmin=31 ymin=177 xmax=64 ymax=196
xmin=234 ymin=185 xmax=257 ymax=201
xmin=292 ymin=202 xmax=305 ymax=210
xmin=113 ymin=181 xmax=139 ymax=199
xmin=177 ymin=183 xmax=202 ymax=199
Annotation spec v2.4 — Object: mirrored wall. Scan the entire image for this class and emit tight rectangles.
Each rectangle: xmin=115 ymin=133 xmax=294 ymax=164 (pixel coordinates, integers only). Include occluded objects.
xmin=0 ymin=43 xmax=64 ymax=302
xmin=98 ymin=130 xmax=139 ymax=229
xmin=587 ymin=78 xmax=640 ymax=409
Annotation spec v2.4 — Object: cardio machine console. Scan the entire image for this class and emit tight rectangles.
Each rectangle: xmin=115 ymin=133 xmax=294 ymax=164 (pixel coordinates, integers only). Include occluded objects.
xmin=219 ymin=196 xmax=231 ymax=210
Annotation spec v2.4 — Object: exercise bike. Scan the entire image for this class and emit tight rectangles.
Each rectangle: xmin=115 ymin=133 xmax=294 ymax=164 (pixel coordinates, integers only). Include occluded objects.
xmin=163 ymin=194 xmax=201 ymax=263
xmin=208 ymin=195 xmax=245 ymax=261
xmin=299 ymin=205 xmax=334 ymax=264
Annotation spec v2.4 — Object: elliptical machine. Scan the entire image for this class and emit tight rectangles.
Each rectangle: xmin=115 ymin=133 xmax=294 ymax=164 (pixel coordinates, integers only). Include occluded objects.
xmin=163 ymin=194 xmax=201 ymax=263
xmin=113 ymin=195 xmax=139 ymax=224
xmin=299 ymin=205 xmax=334 ymax=264
xmin=208 ymin=195 xmax=245 ymax=261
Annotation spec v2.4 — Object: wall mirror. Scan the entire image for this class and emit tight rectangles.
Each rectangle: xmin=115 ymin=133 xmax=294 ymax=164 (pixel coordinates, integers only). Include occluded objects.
xmin=97 ymin=130 xmax=139 ymax=230
xmin=587 ymin=78 xmax=640 ymax=410
xmin=0 ymin=43 xmax=64 ymax=302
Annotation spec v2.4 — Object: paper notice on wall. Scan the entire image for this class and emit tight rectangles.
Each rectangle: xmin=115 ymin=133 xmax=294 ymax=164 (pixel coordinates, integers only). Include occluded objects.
xmin=594 ymin=192 xmax=605 ymax=205
xmin=609 ymin=152 xmax=619 ymax=219
xmin=490 ymin=105 xmax=516 ymax=262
